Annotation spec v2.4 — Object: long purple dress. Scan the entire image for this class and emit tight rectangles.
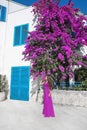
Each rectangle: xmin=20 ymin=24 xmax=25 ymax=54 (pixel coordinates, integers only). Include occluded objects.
xmin=42 ymin=82 xmax=55 ymax=117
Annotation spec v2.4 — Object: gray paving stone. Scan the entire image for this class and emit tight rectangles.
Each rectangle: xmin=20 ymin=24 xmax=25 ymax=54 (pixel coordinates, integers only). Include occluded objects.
xmin=0 ymin=99 xmax=87 ymax=130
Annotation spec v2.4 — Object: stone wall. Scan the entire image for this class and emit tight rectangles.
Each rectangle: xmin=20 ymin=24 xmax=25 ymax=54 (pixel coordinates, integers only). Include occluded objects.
xmin=52 ymin=90 xmax=87 ymax=107
xmin=32 ymin=90 xmax=87 ymax=107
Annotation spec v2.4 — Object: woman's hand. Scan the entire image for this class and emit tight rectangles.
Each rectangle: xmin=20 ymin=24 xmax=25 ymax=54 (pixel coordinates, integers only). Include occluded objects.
xmin=48 ymin=91 xmax=51 ymax=97
xmin=39 ymin=80 xmax=44 ymax=86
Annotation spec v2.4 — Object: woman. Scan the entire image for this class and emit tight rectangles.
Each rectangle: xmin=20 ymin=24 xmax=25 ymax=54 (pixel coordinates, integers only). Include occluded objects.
xmin=40 ymin=75 xmax=55 ymax=117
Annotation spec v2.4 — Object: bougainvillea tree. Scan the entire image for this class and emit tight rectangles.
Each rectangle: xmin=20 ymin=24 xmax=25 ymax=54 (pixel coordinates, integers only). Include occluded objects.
xmin=22 ymin=0 xmax=87 ymax=84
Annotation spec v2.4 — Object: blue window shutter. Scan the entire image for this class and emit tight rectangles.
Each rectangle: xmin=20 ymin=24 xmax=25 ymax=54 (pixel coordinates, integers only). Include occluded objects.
xmin=10 ymin=67 xmax=20 ymax=100
xmin=13 ymin=24 xmax=29 ymax=46
xmin=21 ymin=24 xmax=28 ymax=45
xmin=0 ymin=5 xmax=6 ymax=22
xmin=13 ymin=26 xmax=21 ymax=46
xmin=10 ymin=66 xmax=30 ymax=101
xmin=20 ymin=66 xmax=30 ymax=100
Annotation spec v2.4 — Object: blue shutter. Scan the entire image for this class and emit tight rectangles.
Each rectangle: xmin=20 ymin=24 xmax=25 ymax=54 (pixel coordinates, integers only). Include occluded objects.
xmin=10 ymin=66 xmax=30 ymax=101
xmin=10 ymin=67 xmax=20 ymax=100
xmin=0 ymin=5 xmax=6 ymax=22
xmin=13 ymin=26 xmax=21 ymax=46
xmin=13 ymin=24 xmax=29 ymax=46
xmin=21 ymin=24 xmax=28 ymax=45
xmin=20 ymin=66 xmax=30 ymax=100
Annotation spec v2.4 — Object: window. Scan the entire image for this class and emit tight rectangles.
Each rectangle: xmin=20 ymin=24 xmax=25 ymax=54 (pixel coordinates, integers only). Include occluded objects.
xmin=0 ymin=5 xmax=6 ymax=22
xmin=13 ymin=23 xmax=29 ymax=46
xmin=10 ymin=66 xmax=30 ymax=101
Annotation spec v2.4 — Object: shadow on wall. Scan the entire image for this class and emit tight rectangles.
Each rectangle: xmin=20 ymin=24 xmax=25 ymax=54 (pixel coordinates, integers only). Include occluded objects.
xmin=30 ymin=76 xmax=41 ymax=97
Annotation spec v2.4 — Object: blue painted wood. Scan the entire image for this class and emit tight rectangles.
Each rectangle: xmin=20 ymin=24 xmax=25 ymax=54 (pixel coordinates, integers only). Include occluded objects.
xmin=13 ymin=24 xmax=28 ymax=46
xmin=0 ymin=5 xmax=6 ymax=22
xmin=19 ymin=66 xmax=30 ymax=101
xmin=10 ymin=66 xmax=30 ymax=101
xmin=13 ymin=26 xmax=21 ymax=46
xmin=10 ymin=67 xmax=20 ymax=100
xmin=21 ymin=24 xmax=29 ymax=45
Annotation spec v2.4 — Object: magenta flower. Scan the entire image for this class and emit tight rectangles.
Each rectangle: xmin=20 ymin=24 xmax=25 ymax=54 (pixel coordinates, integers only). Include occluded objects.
xmin=41 ymin=72 xmax=46 ymax=80
xmin=22 ymin=0 xmax=87 ymax=81
xmin=53 ymin=68 xmax=56 ymax=72
xmin=59 ymin=65 xmax=64 ymax=72
xmin=57 ymin=53 xmax=64 ymax=61
xmin=47 ymin=70 xmax=51 ymax=75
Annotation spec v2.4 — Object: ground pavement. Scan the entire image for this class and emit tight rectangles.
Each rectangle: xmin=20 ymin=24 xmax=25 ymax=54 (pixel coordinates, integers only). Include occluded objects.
xmin=0 ymin=98 xmax=87 ymax=130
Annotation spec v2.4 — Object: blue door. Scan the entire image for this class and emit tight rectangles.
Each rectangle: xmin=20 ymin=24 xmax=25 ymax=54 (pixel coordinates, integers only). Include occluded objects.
xmin=10 ymin=66 xmax=30 ymax=101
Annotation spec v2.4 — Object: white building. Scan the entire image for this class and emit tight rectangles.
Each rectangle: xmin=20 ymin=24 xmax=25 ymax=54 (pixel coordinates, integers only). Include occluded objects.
xmin=0 ymin=0 xmax=37 ymax=101
xmin=0 ymin=0 xmax=87 ymax=102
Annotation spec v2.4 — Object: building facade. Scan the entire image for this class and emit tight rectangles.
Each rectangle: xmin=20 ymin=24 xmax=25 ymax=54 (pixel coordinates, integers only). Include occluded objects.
xmin=0 ymin=0 xmax=37 ymax=101
xmin=0 ymin=0 xmax=87 ymax=102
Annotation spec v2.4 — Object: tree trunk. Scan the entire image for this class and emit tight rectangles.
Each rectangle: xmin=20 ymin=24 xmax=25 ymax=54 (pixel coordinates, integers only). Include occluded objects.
xmin=65 ymin=75 xmax=69 ymax=90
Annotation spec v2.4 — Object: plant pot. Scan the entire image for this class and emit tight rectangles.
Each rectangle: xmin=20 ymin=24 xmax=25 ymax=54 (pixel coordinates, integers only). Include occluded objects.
xmin=0 ymin=91 xmax=6 ymax=101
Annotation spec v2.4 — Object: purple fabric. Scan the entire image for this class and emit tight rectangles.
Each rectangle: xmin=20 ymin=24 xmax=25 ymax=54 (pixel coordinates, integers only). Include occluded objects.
xmin=42 ymin=82 xmax=55 ymax=117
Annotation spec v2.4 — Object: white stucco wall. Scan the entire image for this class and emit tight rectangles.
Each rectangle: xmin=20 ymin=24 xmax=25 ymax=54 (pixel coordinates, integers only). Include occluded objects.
xmin=0 ymin=0 xmax=28 ymax=75
xmin=0 ymin=0 xmax=8 ymax=7
xmin=8 ymin=1 xmax=27 ymax=13
xmin=1 ymin=1 xmax=87 ymax=101
xmin=0 ymin=1 xmax=8 ymax=74
xmin=3 ymin=6 xmax=35 ymax=98
xmin=34 ymin=90 xmax=87 ymax=107
xmin=0 ymin=22 xmax=7 ymax=74
xmin=0 ymin=0 xmax=27 ymax=13
xmin=0 ymin=0 xmax=37 ymax=100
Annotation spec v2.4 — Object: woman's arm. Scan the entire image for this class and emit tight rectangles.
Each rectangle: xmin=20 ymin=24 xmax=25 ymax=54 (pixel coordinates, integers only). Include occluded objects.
xmin=39 ymin=80 xmax=44 ymax=86
xmin=48 ymin=90 xmax=51 ymax=97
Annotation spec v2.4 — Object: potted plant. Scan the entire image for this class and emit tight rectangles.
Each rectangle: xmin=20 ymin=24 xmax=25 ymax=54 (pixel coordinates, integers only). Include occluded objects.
xmin=0 ymin=75 xmax=9 ymax=101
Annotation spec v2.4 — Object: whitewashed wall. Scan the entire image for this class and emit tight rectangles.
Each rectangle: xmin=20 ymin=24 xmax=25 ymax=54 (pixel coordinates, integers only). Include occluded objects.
xmin=8 ymin=1 xmax=27 ymax=13
xmin=3 ymin=6 xmax=35 ymax=97
xmin=0 ymin=0 xmax=28 ymax=72
xmin=34 ymin=90 xmax=87 ymax=107
xmin=0 ymin=0 xmax=8 ymax=8
xmin=0 ymin=0 xmax=38 ymax=99
xmin=0 ymin=0 xmax=8 ymax=74
xmin=0 ymin=22 xmax=7 ymax=74
xmin=0 ymin=0 xmax=26 ymax=13
xmin=1 ymin=1 xmax=87 ymax=101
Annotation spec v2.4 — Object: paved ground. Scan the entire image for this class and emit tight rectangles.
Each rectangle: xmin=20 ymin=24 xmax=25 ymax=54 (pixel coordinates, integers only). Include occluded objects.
xmin=0 ymin=98 xmax=87 ymax=130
